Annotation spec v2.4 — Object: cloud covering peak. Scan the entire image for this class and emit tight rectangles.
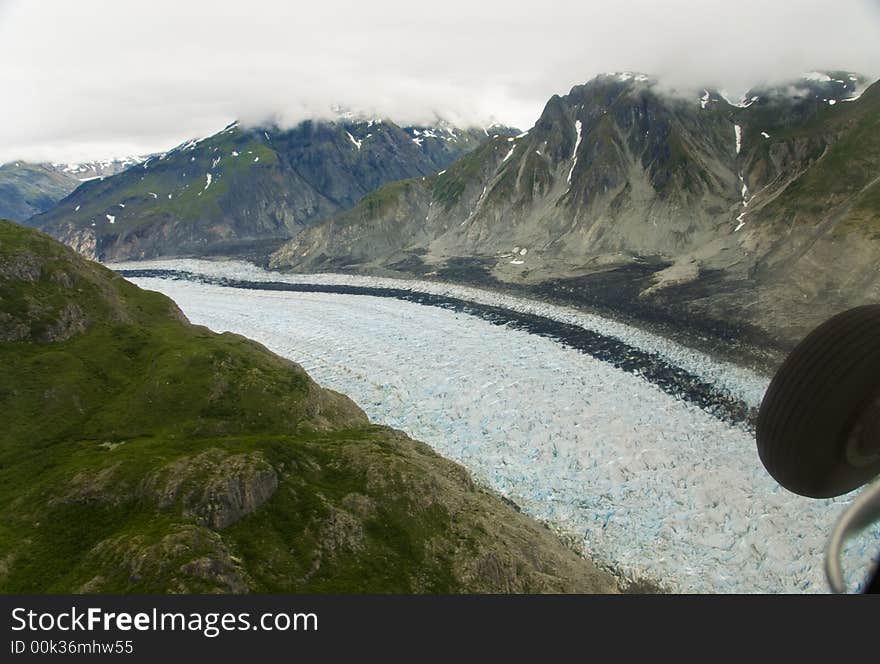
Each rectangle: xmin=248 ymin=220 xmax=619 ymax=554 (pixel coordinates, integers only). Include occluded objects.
xmin=1 ymin=0 xmax=879 ymax=162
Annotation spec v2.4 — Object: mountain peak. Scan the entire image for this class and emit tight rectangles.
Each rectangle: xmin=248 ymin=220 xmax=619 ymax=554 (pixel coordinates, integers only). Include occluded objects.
xmin=28 ymin=115 xmax=508 ymax=261
xmin=600 ymin=71 xmax=652 ymax=83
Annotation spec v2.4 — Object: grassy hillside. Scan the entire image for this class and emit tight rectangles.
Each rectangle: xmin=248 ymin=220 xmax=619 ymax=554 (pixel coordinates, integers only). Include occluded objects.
xmin=0 ymin=220 xmax=615 ymax=593
xmin=755 ymin=80 xmax=880 ymax=226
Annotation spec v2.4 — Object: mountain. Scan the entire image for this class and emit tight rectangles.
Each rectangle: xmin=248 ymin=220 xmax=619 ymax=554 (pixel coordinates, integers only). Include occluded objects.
xmin=0 ymin=219 xmax=616 ymax=593
xmin=28 ymin=119 xmax=516 ymax=262
xmin=270 ymin=71 xmax=879 ymax=359
xmin=0 ymin=158 xmax=142 ymax=222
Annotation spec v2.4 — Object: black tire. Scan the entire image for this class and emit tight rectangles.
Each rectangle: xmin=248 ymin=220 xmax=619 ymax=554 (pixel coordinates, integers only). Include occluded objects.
xmin=756 ymin=305 xmax=880 ymax=498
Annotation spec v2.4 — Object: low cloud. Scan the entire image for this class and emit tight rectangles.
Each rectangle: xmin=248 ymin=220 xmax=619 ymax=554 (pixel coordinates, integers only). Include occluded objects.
xmin=1 ymin=0 xmax=878 ymax=162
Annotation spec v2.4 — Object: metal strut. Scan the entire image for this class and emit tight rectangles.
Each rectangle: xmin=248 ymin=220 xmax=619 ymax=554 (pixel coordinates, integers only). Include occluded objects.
xmin=825 ymin=478 xmax=880 ymax=593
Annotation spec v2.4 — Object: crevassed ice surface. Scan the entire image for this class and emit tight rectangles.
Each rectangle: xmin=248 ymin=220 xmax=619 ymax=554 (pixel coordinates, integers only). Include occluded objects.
xmin=110 ymin=258 xmax=767 ymax=407
xmin=124 ymin=270 xmax=879 ymax=593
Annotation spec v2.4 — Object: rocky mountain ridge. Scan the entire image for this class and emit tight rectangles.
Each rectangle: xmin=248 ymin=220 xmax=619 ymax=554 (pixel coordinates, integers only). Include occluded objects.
xmin=270 ymin=71 xmax=879 ymax=356
xmin=29 ymin=118 xmax=515 ymax=262
xmin=0 ymin=157 xmax=144 ymax=222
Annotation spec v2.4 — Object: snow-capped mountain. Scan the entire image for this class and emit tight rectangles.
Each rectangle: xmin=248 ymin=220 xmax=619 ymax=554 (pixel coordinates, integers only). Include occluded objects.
xmin=28 ymin=119 xmax=517 ymax=261
xmin=47 ymin=157 xmax=146 ymax=182
xmin=0 ymin=157 xmax=145 ymax=222
xmin=270 ymin=71 xmax=880 ymax=356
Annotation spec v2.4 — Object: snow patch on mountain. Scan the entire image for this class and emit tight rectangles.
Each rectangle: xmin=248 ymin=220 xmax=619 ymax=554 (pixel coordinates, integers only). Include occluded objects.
xmin=346 ymin=131 xmax=363 ymax=150
xmin=567 ymin=120 xmax=583 ymax=184
xmin=803 ymin=71 xmax=832 ymax=83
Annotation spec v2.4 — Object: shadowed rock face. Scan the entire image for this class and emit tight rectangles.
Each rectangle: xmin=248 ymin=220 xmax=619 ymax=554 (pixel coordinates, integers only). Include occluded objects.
xmin=272 ymin=73 xmax=880 ymax=359
xmin=28 ymin=120 xmax=515 ymax=262
xmin=0 ymin=220 xmax=618 ymax=594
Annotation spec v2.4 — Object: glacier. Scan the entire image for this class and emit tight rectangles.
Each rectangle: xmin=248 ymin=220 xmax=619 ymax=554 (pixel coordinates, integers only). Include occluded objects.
xmin=117 ymin=259 xmax=879 ymax=593
xmin=112 ymin=258 xmax=767 ymax=407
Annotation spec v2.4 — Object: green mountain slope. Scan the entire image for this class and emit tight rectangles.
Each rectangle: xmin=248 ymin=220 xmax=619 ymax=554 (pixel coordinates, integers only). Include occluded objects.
xmin=0 ymin=159 xmax=140 ymax=222
xmin=0 ymin=164 xmax=74 ymax=222
xmin=271 ymin=73 xmax=880 ymax=357
xmin=0 ymin=219 xmax=615 ymax=593
xmin=29 ymin=120 xmax=514 ymax=262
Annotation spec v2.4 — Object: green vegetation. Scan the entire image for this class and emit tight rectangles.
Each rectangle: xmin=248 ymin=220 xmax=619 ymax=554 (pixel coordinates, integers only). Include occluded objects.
xmin=0 ymin=220 xmax=614 ymax=593
xmin=356 ymin=178 xmax=425 ymax=220
xmin=432 ymin=138 xmax=500 ymax=209
xmin=40 ymin=129 xmax=280 ymax=238
xmin=857 ymin=178 xmax=880 ymax=218
xmin=0 ymin=163 xmax=78 ymax=222
xmin=28 ymin=120 xmax=500 ymax=261
xmin=760 ymin=81 xmax=880 ymax=228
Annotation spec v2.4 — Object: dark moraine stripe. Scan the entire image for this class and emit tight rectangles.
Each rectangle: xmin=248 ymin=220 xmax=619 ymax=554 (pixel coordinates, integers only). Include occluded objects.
xmin=119 ymin=268 xmax=758 ymax=429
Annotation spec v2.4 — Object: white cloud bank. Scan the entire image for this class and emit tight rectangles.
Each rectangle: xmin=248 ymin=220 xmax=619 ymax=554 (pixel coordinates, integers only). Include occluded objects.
xmin=1 ymin=0 xmax=879 ymax=162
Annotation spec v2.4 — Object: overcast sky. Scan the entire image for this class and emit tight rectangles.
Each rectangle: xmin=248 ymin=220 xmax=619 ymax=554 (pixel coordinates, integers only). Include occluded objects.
xmin=1 ymin=0 xmax=879 ymax=163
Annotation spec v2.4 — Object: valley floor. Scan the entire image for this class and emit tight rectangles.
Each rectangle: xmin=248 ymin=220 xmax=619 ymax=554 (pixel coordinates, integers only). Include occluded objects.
xmin=116 ymin=259 xmax=879 ymax=593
